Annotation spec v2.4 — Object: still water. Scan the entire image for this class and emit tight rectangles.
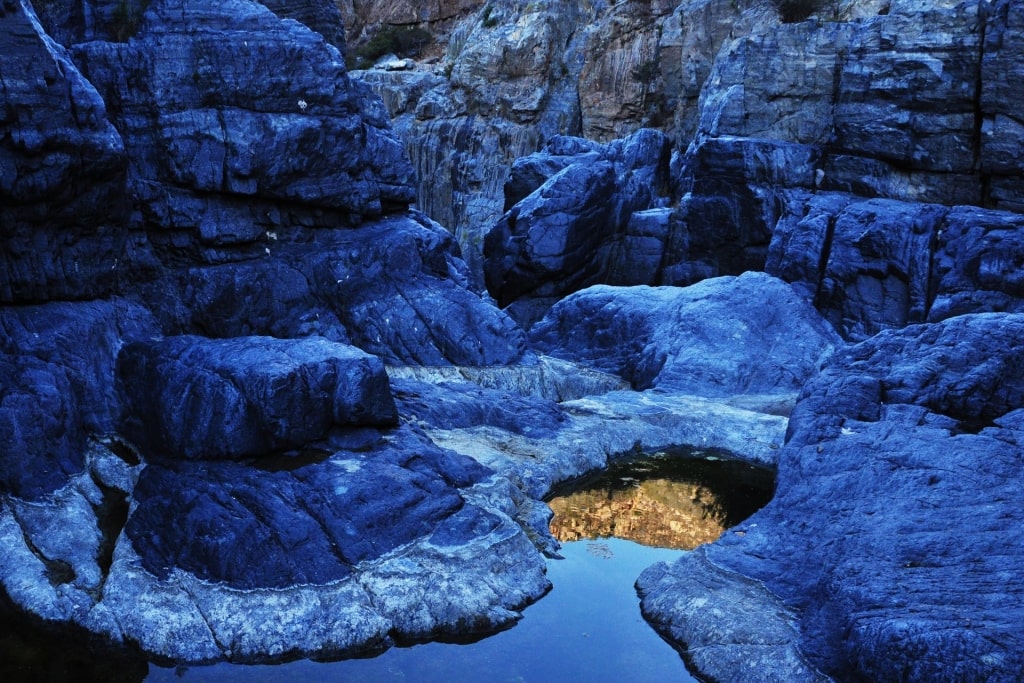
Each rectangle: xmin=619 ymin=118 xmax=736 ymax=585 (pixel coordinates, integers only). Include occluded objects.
xmin=3 ymin=448 xmax=773 ymax=682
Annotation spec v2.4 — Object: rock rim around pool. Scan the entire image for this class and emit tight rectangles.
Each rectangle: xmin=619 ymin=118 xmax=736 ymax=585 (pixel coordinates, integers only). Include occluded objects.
xmin=638 ymin=312 xmax=1024 ymax=682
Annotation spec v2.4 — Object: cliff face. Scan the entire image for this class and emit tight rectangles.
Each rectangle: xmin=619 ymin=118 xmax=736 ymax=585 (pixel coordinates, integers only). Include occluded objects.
xmin=472 ymin=0 xmax=1024 ymax=337
xmin=350 ymin=0 xmax=1024 ymax=328
xmin=346 ymin=0 xmax=762 ymax=283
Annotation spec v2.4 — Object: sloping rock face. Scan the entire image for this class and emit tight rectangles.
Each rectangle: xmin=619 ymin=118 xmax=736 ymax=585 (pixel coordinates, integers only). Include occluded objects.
xmin=638 ymin=312 xmax=1024 ymax=681
xmin=0 ymin=0 xmax=128 ymax=303
xmin=0 ymin=298 xmax=159 ymax=498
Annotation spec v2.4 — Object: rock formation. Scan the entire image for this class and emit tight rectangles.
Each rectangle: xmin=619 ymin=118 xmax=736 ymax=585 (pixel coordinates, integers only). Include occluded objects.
xmin=483 ymin=129 xmax=674 ymax=326
xmin=639 ymin=312 xmax=1024 ymax=681
xmin=0 ymin=0 xmax=543 ymax=662
xmin=3 ymin=0 xmax=1024 ymax=679
xmin=345 ymin=0 xmax=765 ymax=285
xmin=530 ymin=271 xmax=841 ymax=395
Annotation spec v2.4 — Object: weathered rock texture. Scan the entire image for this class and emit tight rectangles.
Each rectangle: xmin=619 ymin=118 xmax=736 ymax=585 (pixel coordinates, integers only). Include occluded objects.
xmin=666 ymin=0 xmax=1024 ymax=336
xmin=346 ymin=0 xmax=765 ymax=284
xmin=118 ymin=335 xmax=398 ymax=460
xmin=348 ymin=0 xmax=1024 ymax=342
xmin=0 ymin=0 xmax=540 ymax=664
xmin=483 ymin=129 xmax=674 ymax=325
xmin=480 ymin=0 xmax=1024 ymax=340
xmin=0 ymin=0 xmax=128 ymax=303
xmin=72 ymin=0 xmax=415 ymax=234
xmin=639 ymin=313 xmax=1024 ymax=681
xmin=5 ymin=0 xmax=1024 ymax=678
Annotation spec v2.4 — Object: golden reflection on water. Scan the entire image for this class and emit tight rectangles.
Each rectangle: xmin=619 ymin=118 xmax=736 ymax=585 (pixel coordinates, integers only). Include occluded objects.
xmin=546 ymin=452 xmax=774 ymax=551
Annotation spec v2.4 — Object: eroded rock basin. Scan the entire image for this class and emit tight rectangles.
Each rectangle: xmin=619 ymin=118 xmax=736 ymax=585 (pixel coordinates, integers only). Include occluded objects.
xmin=2 ymin=448 xmax=774 ymax=682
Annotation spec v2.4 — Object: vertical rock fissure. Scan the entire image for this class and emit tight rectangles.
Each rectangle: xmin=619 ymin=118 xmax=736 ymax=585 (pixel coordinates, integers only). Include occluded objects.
xmin=973 ymin=1 xmax=989 ymax=205
xmin=90 ymin=476 xmax=130 ymax=593
xmin=813 ymin=212 xmax=837 ymax=309
xmin=923 ymin=208 xmax=951 ymax=322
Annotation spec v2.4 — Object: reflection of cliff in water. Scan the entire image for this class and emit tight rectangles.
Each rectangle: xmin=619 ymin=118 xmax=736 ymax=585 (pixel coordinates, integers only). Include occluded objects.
xmin=546 ymin=449 xmax=775 ymax=551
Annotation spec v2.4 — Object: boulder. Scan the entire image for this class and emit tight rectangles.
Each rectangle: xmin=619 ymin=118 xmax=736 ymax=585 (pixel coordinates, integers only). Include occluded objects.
xmin=530 ymin=271 xmax=841 ymax=396
xmin=118 ymin=335 xmax=397 ymax=460
xmin=770 ymin=194 xmax=945 ymax=339
xmin=483 ymin=128 xmax=673 ymax=325
xmin=638 ymin=313 xmax=1024 ymax=682
xmin=104 ymin=425 xmax=548 ymax=661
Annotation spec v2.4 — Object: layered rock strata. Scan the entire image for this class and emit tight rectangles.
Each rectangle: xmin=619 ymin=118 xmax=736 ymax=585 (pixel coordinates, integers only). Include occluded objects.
xmin=0 ymin=0 xmax=542 ymax=663
xmin=348 ymin=0 xmax=764 ymax=284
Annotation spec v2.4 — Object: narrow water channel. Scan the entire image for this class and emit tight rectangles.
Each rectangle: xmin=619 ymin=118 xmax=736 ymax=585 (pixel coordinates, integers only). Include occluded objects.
xmin=2 ymin=447 xmax=774 ymax=682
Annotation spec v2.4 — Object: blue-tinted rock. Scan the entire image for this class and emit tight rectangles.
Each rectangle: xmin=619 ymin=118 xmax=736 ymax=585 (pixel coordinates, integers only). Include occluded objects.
xmin=97 ymin=423 xmax=549 ymax=661
xmin=767 ymin=193 xmax=1024 ymax=340
xmin=133 ymin=213 xmax=529 ymax=366
xmin=125 ymin=428 xmax=481 ymax=588
xmin=256 ymin=0 xmax=347 ymax=53
xmin=0 ymin=0 xmax=128 ymax=303
xmin=0 ymin=299 xmax=158 ymax=498
xmin=390 ymin=376 xmax=567 ymax=438
xmin=530 ymin=272 xmax=841 ymax=395
xmin=929 ymin=204 xmax=1024 ymax=321
xmin=639 ymin=313 xmax=1024 ymax=682
xmin=118 ymin=335 xmax=397 ymax=460
xmin=71 ymin=0 xmax=415 ymax=239
xmin=770 ymin=194 xmax=945 ymax=339
xmin=484 ymin=128 xmax=673 ymax=325
xmin=0 ymin=357 xmax=83 ymax=499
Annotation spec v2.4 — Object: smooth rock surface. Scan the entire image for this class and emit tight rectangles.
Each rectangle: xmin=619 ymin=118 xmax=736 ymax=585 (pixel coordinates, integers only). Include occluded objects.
xmin=530 ymin=272 xmax=841 ymax=395
xmin=118 ymin=335 xmax=397 ymax=460
xmin=639 ymin=313 xmax=1024 ymax=682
